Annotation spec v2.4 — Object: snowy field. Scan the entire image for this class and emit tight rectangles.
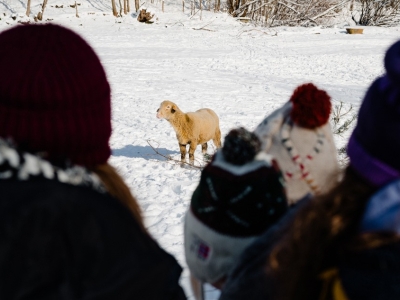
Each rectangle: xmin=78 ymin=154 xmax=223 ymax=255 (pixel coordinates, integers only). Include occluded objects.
xmin=1 ymin=1 xmax=400 ymax=298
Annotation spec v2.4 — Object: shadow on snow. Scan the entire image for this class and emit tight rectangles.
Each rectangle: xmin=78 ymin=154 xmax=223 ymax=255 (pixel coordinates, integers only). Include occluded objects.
xmin=112 ymin=144 xmax=179 ymax=161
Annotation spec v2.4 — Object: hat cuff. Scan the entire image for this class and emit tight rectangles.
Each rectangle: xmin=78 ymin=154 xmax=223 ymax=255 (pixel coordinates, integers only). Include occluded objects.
xmin=213 ymin=150 xmax=273 ymax=176
xmin=347 ymin=135 xmax=400 ymax=186
xmin=184 ymin=210 xmax=257 ymax=284
xmin=0 ymin=101 xmax=111 ymax=167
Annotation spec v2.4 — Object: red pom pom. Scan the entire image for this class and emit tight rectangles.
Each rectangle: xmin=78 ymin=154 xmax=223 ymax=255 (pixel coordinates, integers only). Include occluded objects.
xmin=289 ymin=83 xmax=331 ymax=129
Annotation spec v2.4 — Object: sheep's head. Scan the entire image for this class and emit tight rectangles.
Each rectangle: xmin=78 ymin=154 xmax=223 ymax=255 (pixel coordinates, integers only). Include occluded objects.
xmin=156 ymin=100 xmax=178 ymax=120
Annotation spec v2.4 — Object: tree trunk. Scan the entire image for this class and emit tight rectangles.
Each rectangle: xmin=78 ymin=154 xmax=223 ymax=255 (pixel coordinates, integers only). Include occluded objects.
xmin=215 ymin=0 xmax=220 ymax=12
xmin=37 ymin=0 xmax=48 ymax=21
xmin=124 ymin=0 xmax=127 ymax=14
xmin=135 ymin=0 xmax=140 ymax=12
xmin=127 ymin=0 xmax=130 ymax=12
xmin=111 ymin=0 xmax=118 ymax=16
xmin=75 ymin=1 xmax=80 ymax=17
xmin=119 ymin=0 xmax=123 ymax=15
xmin=26 ymin=0 xmax=31 ymax=17
xmin=42 ymin=0 xmax=48 ymax=13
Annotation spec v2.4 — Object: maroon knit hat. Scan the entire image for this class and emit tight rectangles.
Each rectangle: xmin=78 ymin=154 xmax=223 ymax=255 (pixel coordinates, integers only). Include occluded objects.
xmin=0 ymin=24 xmax=111 ymax=167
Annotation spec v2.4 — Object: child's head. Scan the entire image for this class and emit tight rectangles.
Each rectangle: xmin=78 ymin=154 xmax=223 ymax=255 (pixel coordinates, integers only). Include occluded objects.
xmin=184 ymin=128 xmax=288 ymax=286
xmin=347 ymin=40 xmax=400 ymax=187
xmin=263 ymin=41 xmax=400 ymax=300
xmin=254 ymin=83 xmax=339 ymax=204
xmin=0 ymin=24 xmax=111 ymax=168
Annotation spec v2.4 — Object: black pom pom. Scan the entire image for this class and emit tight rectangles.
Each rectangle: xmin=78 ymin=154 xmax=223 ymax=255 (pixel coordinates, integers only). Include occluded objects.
xmin=222 ymin=127 xmax=261 ymax=165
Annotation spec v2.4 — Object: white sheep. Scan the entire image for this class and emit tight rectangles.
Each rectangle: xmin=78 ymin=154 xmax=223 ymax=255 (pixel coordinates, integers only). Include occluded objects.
xmin=156 ymin=100 xmax=221 ymax=164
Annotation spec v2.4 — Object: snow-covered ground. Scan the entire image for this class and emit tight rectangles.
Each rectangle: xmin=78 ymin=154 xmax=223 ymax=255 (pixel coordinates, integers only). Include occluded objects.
xmin=1 ymin=1 xmax=399 ymax=298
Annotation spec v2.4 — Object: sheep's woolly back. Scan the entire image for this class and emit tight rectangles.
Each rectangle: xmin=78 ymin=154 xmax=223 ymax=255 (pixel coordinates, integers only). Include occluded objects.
xmin=157 ymin=100 xmax=221 ymax=148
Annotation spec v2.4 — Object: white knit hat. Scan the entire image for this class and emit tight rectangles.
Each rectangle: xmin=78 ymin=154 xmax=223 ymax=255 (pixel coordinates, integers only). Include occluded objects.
xmin=254 ymin=83 xmax=339 ymax=205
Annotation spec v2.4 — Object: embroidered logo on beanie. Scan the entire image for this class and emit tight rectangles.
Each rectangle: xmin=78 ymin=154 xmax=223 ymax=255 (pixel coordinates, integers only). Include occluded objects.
xmin=190 ymin=234 xmax=211 ymax=261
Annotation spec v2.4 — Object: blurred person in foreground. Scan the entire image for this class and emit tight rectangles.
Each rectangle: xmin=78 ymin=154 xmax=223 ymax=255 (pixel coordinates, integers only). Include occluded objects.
xmin=184 ymin=128 xmax=288 ymax=299
xmin=254 ymin=82 xmax=340 ymax=205
xmin=219 ymin=41 xmax=400 ymax=300
xmin=0 ymin=24 xmax=185 ymax=299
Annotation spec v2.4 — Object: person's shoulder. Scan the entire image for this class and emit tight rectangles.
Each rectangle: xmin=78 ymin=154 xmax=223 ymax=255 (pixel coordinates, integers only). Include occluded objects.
xmin=1 ymin=177 xmax=186 ymax=297
xmin=0 ymin=177 xmax=135 ymax=231
xmin=219 ymin=196 xmax=311 ymax=300
xmin=2 ymin=176 xmax=111 ymax=207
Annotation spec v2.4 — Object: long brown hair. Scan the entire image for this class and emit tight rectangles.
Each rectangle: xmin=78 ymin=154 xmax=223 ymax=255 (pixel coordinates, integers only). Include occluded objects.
xmin=92 ymin=163 xmax=146 ymax=232
xmin=268 ymin=167 xmax=400 ymax=300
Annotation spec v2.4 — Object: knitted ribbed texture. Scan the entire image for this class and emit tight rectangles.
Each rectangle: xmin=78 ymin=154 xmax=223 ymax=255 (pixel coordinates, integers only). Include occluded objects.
xmin=190 ymin=151 xmax=288 ymax=237
xmin=0 ymin=24 xmax=111 ymax=167
xmin=254 ymin=97 xmax=339 ymax=204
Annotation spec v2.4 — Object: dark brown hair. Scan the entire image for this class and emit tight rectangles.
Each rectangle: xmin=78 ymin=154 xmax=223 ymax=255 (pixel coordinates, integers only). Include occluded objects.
xmin=267 ymin=166 xmax=400 ymax=300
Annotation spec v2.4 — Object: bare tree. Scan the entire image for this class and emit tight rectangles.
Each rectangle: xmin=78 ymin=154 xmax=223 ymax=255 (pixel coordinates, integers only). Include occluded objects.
xmin=124 ymin=0 xmax=128 ymax=14
xmin=135 ymin=0 xmax=140 ymax=12
xmin=350 ymin=0 xmax=355 ymax=11
xmin=227 ymin=0 xmax=242 ymax=15
xmin=119 ymin=0 xmax=123 ymax=15
xmin=26 ymin=0 xmax=31 ymax=17
xmin=75 ymin=1 xmax=80 ymax=17
xmin=111 ymin=0 xmax=118 ymax=16
xmin=36 ymin=0 xmax=48 ymax=21
xmin=200 ymin=0 xmax=202 ymax=19
xmin=127 ymin=0 xmax=130 ymax=12
xmin=215 ymin=0 xmax=220 ymax=11
xmin=231 ymin=0 xmax=350 ymax=27
xmin=352 ymin=0 xmax=400 ymax=26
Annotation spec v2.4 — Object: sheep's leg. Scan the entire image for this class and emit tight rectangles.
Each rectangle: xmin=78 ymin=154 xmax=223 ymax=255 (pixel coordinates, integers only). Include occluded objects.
xmin=179 ymin=143 xmax=187 ymax=163
xmin=201 ymin=143 xmax=208 ymax=155
xmin=213 ymin=129 xmax=222 ymax=148
xmin=188 ymin=142 xmax=198 ymax=165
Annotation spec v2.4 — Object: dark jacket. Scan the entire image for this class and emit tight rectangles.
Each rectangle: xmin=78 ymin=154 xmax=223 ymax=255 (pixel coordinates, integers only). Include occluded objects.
xmin=0 ymin=145 xmax=186 ymax=300
xmin=219 ymin=182 xmax=400 ymax=300
xmin=218 ymin=198 xmax=308 ymax=300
